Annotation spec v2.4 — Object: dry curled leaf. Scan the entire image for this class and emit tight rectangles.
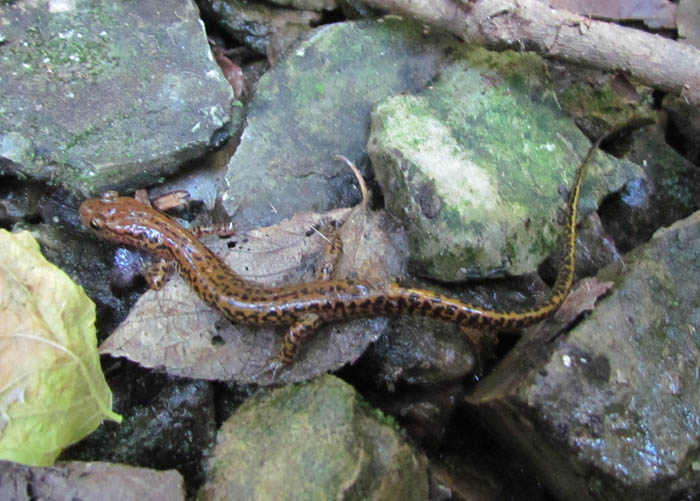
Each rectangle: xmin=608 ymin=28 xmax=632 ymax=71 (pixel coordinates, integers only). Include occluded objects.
xmin=100 ymin=206 xmax=407 ymax=385
xmin=151 ymin=190 xmax=190 ymax=212
xmin=524 ymin=276 xmax=614 ymax=345
xmin=0 ymin=230 xmax=121 ymax=467
xmin=554 ymin=276 xmax=614 ymax=323
xmin=212 ymin=46 xmax=245 ymax=99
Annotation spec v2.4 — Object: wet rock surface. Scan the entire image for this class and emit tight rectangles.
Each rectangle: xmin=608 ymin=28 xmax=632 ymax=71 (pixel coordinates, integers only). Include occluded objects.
xmin=427 ymin=406 xmax=554 ymax=501
xmin=599 ymin=125 xmax=700 ymax=252
xmin=21 ymin=222 xmax=139 ymax=336
xmin=268 ymin=0 xmax=338 ymax=10
xmin=0 ymin=178 xmax=44 ymax=226
xmin=62 ymin=371 xmax=217 ymax=496
xmin=366 ymin=315 xmax=477 ymax=387
xmin=198 ymin=0 xmax=322 ymax=56
xmin=0 ymin=0 xmax=235 ymax=196
xmin=468 ymin=210 xmax=700 ymax=500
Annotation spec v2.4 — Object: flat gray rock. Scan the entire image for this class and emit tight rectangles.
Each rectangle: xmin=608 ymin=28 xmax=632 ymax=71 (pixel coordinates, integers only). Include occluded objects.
xmin=0 ymin=460 xmax=184 ymax=501
xmin=469 ymin=210 xmax=700 ymax=500
xmin=0 ymin=0 xmax=234 ymax=196
xmin=220 ymin=18 xmax=456 ymax=229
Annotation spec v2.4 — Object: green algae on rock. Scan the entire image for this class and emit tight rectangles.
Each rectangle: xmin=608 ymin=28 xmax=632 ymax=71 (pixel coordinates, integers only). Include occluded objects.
xmin=199 ymin=375 xmax=428 ymax=500
xmin=368 ymin=49 xmax=643 ymax=281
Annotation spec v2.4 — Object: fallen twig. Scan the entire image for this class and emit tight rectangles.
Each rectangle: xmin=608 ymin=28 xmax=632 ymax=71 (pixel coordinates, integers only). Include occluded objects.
xmin=364 ymin=0 xmax=700 ymax=107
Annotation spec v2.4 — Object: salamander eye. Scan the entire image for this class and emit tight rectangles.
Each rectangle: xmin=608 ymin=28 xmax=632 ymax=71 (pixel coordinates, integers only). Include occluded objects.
xmin=89 ymin=218 xmax=104 ymax=230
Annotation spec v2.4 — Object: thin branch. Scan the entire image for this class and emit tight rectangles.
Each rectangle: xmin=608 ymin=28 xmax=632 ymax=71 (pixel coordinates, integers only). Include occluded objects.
xmin=364 ymin=0 xmax=700 ymax=107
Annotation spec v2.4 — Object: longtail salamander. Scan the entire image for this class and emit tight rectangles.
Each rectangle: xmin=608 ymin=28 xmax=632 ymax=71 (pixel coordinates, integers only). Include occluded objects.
xmin=80 ymin=143 xmax=598 ymax=366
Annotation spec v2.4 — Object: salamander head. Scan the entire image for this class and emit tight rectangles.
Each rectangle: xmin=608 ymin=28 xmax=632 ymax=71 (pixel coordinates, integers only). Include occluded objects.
xmin=79 ymin=191 xmax=170 ymax=249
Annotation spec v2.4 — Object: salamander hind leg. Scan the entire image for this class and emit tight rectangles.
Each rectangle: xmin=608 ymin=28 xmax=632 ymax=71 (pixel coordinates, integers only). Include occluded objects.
xmin=315 ymin=222 xmax=343 ymax=281
xmin=254 ymin=313 xmax=323 ymax=382
xmin=280 ymin=313 xmax=322 ymax=365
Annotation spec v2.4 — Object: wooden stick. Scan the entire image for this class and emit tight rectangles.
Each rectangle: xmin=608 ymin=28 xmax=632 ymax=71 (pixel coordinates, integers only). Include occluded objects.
xmin=364 ymin=0 xmax=700 ymax=107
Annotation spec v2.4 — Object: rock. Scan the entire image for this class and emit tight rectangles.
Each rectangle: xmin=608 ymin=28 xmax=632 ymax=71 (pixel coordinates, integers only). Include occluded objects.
xmin=566 ymin=212 xmax=621 ymax=278
xmin=368 ymin=49 xmax=643 ymax=281
xmin=0 ymin=460 xmax=185 ymax=501
xmin=367 ymin=382 xmax=465 ymax=448
xmin=539 ymin=211 xmax=622 ymax=285
xmin=18 ymin=223 xmax=137 ymax=336
xmin=663 ymin=94 xmax=700 ymax=163
xmin=0 ymin=0 xmax=235 ymax=196
xmin=63 ymin=377 xmax=216 ymax=495
xmin=599 ymin=124 xmax=700 ymax=252
xmin=429 ymin=420 xmax=552 ymax=501
xmin=362 ymin=274 xmax=552 ymax=389
xmin=147 ymin=125 xmax=241 ymax=211
xmin=198 ymin=0 xmax=322 ymax=56
xmin=267 ymin=0 xmax=338 ymax=11
xmin=366 ymin=315 xmax=476 ymax=387
xmin=220 ymin=18 xmax=456 ymax=229
xmin=199 ymin=375 xmax=429 ymax=500
xmin=551 ymin=66 xmax=656 ymax=141
xmin=338 ymin=0 xmax=383 ymax=19
xmin=0 ymin=178 xmax=43 ymax=226
xmin=467 ymin=210 xmax=700 ymax=500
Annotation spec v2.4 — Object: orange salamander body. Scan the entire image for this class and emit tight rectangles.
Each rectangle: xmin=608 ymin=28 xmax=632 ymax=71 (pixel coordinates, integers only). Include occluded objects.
xmin=79 ymin=145 xmax=595 ymax=364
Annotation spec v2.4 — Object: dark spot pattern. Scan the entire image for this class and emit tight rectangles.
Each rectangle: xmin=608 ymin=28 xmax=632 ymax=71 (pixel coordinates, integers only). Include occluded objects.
xmin=80 ymin=142 xmax=594 ymax=365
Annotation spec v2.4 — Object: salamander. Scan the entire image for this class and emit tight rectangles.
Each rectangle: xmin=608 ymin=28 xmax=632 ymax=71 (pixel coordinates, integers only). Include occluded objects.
xmin=79 ymin=143 xmax=597 ymax=366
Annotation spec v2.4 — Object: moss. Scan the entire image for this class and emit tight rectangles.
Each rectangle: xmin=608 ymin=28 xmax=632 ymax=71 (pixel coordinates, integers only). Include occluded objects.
xmin=503 ymin=232 xmax=520 ymax=266
xmin=363 ymin=403 xmax=399 ymax=429
xmin=369 ymin=46 xmax=640 ymax=279
xmin=558 ymin=82 xmax=655 ymax=127
xmin=441 ymin=204 xmax=466 ymax=231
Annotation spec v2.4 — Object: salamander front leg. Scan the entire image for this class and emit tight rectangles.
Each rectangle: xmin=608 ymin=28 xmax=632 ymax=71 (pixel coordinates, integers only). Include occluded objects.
xmin=145 ymin=259 xmax=175 ymax=290
xmin=191 ymin=222 xmax=237 ymax=238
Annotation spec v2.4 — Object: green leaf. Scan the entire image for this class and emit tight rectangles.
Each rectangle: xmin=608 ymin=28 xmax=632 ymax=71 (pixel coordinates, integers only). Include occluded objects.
xmin=0 ymin=229 xmax=121 ymax=466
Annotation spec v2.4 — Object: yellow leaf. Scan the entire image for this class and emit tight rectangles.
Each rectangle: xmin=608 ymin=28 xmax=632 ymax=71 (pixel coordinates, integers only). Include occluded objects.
xmin=0 ymin=230 xmax=121 ymax=467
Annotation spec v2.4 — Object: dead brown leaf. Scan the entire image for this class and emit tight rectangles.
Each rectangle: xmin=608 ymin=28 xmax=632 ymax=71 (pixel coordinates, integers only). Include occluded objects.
xmin=100 ymin=205 xmax=407 ymax=385
xmin=554 ymin=276 xmax=614 ymax=324
xmin=524 ymin=276 xmax=614 ymax=345
xmin=151 ymin=191 xmax=190 ymax=212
